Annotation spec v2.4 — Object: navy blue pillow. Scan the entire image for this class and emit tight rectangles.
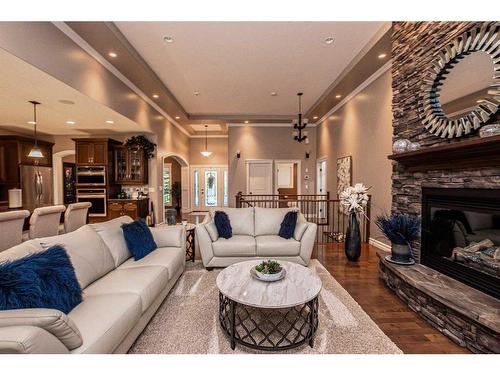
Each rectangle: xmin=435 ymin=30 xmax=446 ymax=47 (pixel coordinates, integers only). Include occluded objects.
xmin=122 ymin=219 xmax=157 ymax=260
xmin=0 ymin=246 xmax=82 ymax=314
xmin=214 ymin=211 xmax=232 ymax=239
xmin=279 ymin=211 xmax=298 ymax=239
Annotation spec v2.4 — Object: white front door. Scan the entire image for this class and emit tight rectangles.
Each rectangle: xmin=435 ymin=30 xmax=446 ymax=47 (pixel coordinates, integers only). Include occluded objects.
xmin=246 ymin=160 xmax=273 ymax=195
xmin=191 ymin=166 xmax=228 ymax=211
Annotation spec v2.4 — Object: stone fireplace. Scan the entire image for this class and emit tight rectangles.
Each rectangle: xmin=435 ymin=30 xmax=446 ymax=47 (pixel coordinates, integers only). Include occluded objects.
xmin=421 ymin=188 xmax=500 ymax=299
xmin=381 ymin=22 xmax=500 ymax=353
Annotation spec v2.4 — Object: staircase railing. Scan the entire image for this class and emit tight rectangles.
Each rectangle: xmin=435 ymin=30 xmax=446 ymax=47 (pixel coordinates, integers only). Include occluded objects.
xmin=235 ymin=192 xmax=370 ymax=243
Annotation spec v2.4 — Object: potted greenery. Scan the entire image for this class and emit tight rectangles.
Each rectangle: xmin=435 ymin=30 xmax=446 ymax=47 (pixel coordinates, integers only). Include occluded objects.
xmin=375 ymin=213 xmax=421 ymax=265
xmin=254 ymin=260 xmax=284 ymax=282
xmin=124 ymin=135 xmax=157 ymax=159
xmin=171 ymin=181 xmax=182 ymax=215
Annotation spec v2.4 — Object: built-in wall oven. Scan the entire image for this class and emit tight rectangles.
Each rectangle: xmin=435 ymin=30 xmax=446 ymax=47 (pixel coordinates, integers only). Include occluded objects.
xmin=76 ymin=188 xmax=107 ymax=217
xmin=76 ymin=166 xmax=106 ymax=186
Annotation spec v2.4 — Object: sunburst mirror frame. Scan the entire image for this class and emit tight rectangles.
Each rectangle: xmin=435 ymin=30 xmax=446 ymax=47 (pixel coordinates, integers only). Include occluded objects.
xmin=421 ymin=23 xmax=500 ymax=138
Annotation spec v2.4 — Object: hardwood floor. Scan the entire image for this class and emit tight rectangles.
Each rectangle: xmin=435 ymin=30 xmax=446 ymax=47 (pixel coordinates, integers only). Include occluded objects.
xmin=313 ymin=242 xmax=470 ymax=354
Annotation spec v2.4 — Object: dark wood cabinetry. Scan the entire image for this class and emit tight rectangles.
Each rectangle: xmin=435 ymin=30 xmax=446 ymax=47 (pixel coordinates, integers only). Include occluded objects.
xmin=74 ymin=139 xmax=111 ymax=165
xmin=0 ymin=136 xmax=54 ymax=202
xmin=114 ymin=146 xmax=148 ymax=185
xmin=107 ymin=199 xmax=149 ymax=220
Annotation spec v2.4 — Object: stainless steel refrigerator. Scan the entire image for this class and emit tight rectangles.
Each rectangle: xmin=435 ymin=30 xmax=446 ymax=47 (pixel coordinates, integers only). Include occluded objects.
xmin=20 ymin=165 xmax=53 ymax=208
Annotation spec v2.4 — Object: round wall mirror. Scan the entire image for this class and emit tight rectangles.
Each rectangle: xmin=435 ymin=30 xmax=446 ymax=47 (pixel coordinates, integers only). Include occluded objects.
xmin=421 ymin=24 xmax=500 ymax=138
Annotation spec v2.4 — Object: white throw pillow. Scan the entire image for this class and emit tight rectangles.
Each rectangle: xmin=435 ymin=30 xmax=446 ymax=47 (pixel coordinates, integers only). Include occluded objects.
xmin=205 ymin=222 xmax=219 ymax=242
xmin=294 ymin=213 xmax=308 ymax=241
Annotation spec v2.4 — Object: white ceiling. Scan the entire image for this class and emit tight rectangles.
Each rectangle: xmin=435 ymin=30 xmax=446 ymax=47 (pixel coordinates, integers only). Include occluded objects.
xmin=116 ymin=22 xmax=384 ymax=117
xmin=0 ymin=47 xmax=144 ymax=136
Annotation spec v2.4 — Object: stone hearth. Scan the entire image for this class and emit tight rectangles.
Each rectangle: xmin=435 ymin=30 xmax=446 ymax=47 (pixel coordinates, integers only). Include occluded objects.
xmin=378 ymin=251 xmax=500 ymax=353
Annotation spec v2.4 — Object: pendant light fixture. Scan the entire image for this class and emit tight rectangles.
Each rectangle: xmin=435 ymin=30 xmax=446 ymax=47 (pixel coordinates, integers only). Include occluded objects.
xmin=28 ymin=100 xmax=43 ymax=158
xmin=200 ymin=124 xmax=212 ymax=157
xmin=292 ymin=92 xmax=308 ymax=143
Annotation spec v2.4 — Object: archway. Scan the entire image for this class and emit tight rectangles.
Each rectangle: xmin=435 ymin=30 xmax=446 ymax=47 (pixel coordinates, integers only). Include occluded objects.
xmin=52 ymin=150 xmax=76 ymax=205
xmin=159 ymin=153 xmax=189 ymax=223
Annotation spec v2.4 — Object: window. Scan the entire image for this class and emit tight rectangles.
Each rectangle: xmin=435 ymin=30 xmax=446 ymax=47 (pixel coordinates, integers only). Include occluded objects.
xmin=193 ymin=170 xmax=199 ymax=208
xmin=223 ymin=169 xmax=228 ymax=206
xmin=163 ymin=163 xmax=172 ymax=206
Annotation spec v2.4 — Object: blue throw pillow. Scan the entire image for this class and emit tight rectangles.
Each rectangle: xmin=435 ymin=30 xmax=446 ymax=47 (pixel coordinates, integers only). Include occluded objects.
xmin=279 ymin=211 xmax=298 ymax=239
xmin=122 ymin=219 xmax=157 ymax=260
xmin=214 ymin=211 xmax=232 ymax=239
xmin=0 ymin=246 xmax=82 ymax=314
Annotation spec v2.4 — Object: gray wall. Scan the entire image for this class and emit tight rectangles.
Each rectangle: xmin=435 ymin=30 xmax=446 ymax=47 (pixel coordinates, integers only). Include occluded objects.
xmin=316 ymin=69 xmax=393 ymax=242
xmin=228 ymin=125 xmax=317 ymax=206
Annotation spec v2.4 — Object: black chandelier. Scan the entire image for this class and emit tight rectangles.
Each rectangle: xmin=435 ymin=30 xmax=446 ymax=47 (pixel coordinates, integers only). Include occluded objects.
xmin=292 ymin=92 xmax=307 ymax=143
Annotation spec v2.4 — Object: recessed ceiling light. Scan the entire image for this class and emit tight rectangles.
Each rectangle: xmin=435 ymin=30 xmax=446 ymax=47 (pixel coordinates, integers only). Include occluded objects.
xmin=194 ymin=91 xmax=200 ymax=96
xmin=58 ymin=99 xmax=75 ymax=105
xmin=313 ymin=116 xmax=319 ymax=120
xmin=335 ymin=94 xmax=342 ymax=99
xmin=108 ymin=52 xmax=117 ymax=58
xmin=378 ymin=53 xmax=387 ymax=59
xmin=324 ymin=37 xmax=335 ymax=45
xmin=270 ymin=92 xmax=277 ymax=96
xmin=105 ymin=120 xmax=114 ymax=124
xmin=66 ymin=120 xmax=76 ymax=125
xmin=244 ymin=120 xmax=249 ymax=124
xmin=163 ymin=36 xmax=174 ymax=43
xmin=27 ymin=121 xmax=36 ymax=125
xmin=175 ymin=116 xmax=180 ymax=120
xmin=152 ymin=94 xmax=159 ymax=99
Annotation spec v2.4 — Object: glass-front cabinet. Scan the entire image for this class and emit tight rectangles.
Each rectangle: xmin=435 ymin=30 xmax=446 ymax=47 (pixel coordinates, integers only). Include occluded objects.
xmin=114 ymin=146 xmax=148 ymax=184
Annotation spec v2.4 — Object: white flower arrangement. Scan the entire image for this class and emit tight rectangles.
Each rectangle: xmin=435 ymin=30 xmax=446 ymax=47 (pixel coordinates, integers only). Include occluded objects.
xmin=340 ymin=183 xmax=370 ymax=214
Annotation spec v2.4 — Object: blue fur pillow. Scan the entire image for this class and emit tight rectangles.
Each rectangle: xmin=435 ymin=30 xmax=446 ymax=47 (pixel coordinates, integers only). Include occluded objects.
xmin=214 ymin=211 xmax=232 ymax=239
xmin=0 ymin=246 xmax=82 ymax=314
xmin=279 ymin=211 xmax=298 ymax=239
xmin=122 ymin=219 xmax=157 ymax=260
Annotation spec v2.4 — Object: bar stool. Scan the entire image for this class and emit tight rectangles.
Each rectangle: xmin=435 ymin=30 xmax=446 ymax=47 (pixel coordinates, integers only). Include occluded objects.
xmin=0 ymin=210 xmax=30 ymax=252
xmin=62 ymin=202 xmax=92 ymax=233
xmin=28 ymin=205 xmax=66 ymax=239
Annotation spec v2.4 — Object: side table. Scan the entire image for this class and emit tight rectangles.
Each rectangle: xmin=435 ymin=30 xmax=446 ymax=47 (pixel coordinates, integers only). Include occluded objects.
xmin=184 ymin=223 xmax=196 ymax=262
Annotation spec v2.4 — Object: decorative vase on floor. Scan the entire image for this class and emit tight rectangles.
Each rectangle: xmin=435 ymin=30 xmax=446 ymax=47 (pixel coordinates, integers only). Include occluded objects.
xmin=345 ymin=212 xmax=361 ymax=261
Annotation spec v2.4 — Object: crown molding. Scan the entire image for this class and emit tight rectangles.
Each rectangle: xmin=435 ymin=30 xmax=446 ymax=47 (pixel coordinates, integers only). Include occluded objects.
xmin=228 ymin=122 xmax=317 ymax=128
xmin=52 ymin=21 xmax=192 ymax=138
xmin=190 ymin=134 xmax=228 ymax=138
xmin=315 ymin=60 xmax=392 ymax=125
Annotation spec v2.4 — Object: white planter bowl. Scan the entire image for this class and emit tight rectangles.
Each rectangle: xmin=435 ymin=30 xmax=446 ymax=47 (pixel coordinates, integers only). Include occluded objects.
xmin=255 ymin=268 xmax=284 ymax=282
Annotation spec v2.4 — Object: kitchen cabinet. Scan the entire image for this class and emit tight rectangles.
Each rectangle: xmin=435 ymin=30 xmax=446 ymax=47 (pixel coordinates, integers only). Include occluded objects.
xmin=74 ymin=140 xmax=109 ymax=165
xmin=0 ymin=136 xmax=54 ymax=202
xmin=107 ymin=199 xmax=149 ymax=220
xmin=114 ymin=146 xmax=148 ymax=184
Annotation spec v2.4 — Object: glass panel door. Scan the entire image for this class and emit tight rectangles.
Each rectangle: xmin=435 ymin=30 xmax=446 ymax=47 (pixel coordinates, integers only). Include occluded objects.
xmin=116 ymin=148 xmax=127 ymax=181
xmin=129 ymin=148 xmax=142 ymax=181
xmin=204 ymin=170 xmax=217 ymax=207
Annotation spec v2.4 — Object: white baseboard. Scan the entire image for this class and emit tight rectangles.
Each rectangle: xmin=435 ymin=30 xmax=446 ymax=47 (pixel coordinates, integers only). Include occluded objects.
xmin=369 ymin=237 xmax=391 ymax=252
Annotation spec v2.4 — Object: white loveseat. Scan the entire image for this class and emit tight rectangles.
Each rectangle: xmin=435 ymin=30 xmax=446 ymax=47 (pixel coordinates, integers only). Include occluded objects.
xmin=0 ymin=216 xmax=185 ymax=354
xmin=196 ymin=207 xmax=317 ymax=269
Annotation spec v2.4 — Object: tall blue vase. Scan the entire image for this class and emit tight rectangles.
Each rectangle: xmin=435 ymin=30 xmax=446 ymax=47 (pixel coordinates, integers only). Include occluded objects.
xmin=345 ymin=212 xmax=361 ymax=261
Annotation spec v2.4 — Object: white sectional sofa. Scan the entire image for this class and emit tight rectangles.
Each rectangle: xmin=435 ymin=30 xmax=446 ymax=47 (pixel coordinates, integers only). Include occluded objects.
xmin=196 ymin=207 xmax=317 ymax=269
xmin=0 ymin=216 xmax=185 ymax=354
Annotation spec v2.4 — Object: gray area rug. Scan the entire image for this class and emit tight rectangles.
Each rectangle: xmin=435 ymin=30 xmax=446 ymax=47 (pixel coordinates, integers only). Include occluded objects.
xmin=129 ymin=260 xmax=402 ymax=354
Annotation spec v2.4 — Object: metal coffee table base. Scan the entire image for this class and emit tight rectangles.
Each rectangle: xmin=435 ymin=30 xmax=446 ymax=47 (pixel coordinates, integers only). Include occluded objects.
xmin=218 ymin=292 xmax=319 ymax=351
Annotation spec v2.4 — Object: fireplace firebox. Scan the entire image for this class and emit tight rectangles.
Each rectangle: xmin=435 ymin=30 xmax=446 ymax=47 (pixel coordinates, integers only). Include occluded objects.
xmin=421 ymin=188 xmax=500 ymax=299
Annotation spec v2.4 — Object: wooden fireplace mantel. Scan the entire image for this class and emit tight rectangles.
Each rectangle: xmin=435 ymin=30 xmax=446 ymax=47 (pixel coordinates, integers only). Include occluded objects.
xmin=388 ymin=135 xmax=500 ymax=172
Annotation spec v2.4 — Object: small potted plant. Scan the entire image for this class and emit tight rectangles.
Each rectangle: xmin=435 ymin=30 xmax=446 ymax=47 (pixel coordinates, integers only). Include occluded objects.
xmin=171 ymin=182 xmax=182 ymax=215
xmin=254 ymin=260 xmax=284 ymax=282
xmin=375 ymin=213 xmax=421 ymax=265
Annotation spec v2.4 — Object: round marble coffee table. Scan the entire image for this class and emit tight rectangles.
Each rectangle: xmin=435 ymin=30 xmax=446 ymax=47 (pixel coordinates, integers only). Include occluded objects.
xmin=216 ymin=260 xmax=322 ymax=351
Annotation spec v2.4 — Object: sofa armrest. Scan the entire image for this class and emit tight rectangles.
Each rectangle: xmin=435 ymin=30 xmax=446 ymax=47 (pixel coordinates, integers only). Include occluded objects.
xmin=0 ymin=309 xmax=82 ymax=350
xmin=151 ymin=225 xmax=186 ymax=248
xmin=0 ymin=326 xmax=69 ymax=354
xmin=195 ymin=224 xmax=214 ymax=266
xmin=299 ymin=222 xmax=317 ymax=265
